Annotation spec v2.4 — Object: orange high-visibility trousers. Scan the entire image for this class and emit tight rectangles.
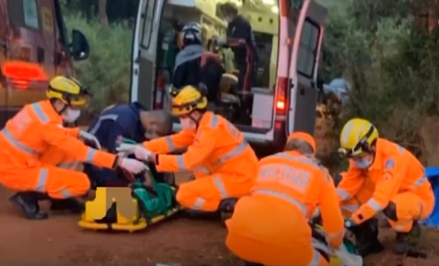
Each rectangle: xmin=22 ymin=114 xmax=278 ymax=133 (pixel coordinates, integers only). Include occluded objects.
xmin=176 ymin=174 xmax=253 ymax=211
xmin=341 ymin=184 xmax=435 ymax=232
xmin=0 ymin=145 xmax=90 ymax=199
xmin=226 ymin=195 xmax=329 ymax=265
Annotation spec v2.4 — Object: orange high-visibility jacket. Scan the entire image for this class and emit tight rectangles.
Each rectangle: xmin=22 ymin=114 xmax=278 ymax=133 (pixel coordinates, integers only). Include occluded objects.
xmin=252 ymin=150 xmax=345 ymax=247
xmin=0 ymin=100 xmax=117 ymax=172
xmin=337 ymin=138 xmax=432 ymax=223
xmin=144 ymin=111 xmax=258 ymax=178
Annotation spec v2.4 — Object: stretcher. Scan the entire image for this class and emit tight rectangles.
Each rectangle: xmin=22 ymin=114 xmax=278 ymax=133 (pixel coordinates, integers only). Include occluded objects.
xmin=310 ymin=222 xmax=364 ymax=266
xmin=78 ymin=138 xmax=180 ymax=232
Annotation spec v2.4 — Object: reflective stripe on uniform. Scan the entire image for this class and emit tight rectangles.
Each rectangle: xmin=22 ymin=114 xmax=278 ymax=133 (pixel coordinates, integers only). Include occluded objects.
xmin=164 ymin=136 xmax=176 ymax=151
xmin=36 ymin=168 xmax=48 ymax=192
xmin=88 ymin=114 xmax=118 ymax=135
xmin=85 ymin=148 xmax=97 ymax=162
xmin=366 ymin=198 xmax=383 ymax=212
xmin=57 ymin=162 xmax=79 ymax=170
xmin=191 ymin=198 xmax=206 ymax=210
xmin=31 ymin=103 xmax=50 ymax=124
xmin=35 ymin=167 xmax=72 ymax=198
xmin=412 ymin=175 xmax=427 ymax=189
xmin=336 ymin=188 xmax=349 ymax=200
xmin=210 ymin=115 xmax=219 ymax=128
xmin=214 ymin=176 xmax=229 ymax=199
xmin=253 ymin=189 xmax=308 ymax=216
xmin=213 ymin=141 xmax=249 ymax=166
xmin=193 ymin=166 xmax=210 ymax=175
xmin=342 ymin=204 xmax=360 ymax=212
xmin=0 ymin=128 xmax=37 ymax=155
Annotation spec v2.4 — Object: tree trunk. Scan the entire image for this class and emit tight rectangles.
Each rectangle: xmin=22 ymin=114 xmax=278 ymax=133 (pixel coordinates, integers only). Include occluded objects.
xmin=98 ymin=0 xmax=108 ymax=25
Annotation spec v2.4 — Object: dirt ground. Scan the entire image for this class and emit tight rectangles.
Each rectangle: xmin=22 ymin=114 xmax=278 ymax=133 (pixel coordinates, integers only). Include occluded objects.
xmin=1 ymin=172 xmax=439 ymax=265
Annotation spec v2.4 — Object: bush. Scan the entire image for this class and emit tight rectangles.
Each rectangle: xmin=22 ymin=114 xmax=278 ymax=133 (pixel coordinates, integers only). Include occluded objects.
xmin=64 ymin=15 xmax=132 ymax=120
xmin=322 ymin=0 xmax=439 ymax=170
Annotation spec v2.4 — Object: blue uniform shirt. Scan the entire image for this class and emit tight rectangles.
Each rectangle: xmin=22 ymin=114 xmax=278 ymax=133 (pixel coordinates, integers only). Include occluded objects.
xmin=87 ymin=102 xmax=147 ymax=152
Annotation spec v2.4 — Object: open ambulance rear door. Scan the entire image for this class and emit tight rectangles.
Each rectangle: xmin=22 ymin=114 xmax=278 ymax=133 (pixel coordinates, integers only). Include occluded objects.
xmin=287 ymin=0 xmax=326 ymax=135
xmin=130 ymin=0 xmax=166 ymax=109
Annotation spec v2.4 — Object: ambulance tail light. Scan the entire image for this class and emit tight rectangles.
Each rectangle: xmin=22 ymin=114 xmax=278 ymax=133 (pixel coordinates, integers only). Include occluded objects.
xmin=154 ymin=74 xmax=166 ymax=109
xmin=275 ymin=77 xmax=287 ymax=115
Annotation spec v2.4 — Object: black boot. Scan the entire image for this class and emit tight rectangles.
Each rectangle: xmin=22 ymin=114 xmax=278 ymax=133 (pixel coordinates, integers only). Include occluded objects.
xmin=393 ymin=221 xmax=422 ymax=255
xmin=10 ymin=192 xmax=48 ymax=220
xmin=219 ymin=198 xmax=237 ymax=222
xmin=50 ymin=198 xmax=85 ymax=214
xmin=181 ymin=209 xmax=221 ymax=220
xmin=350 ymin=218 xmax=384 ymax=257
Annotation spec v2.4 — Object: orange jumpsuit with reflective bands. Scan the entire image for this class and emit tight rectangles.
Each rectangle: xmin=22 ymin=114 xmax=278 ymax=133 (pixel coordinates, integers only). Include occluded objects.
xmin=337 ymin=138 xmax=435 ymax=232
xmin=0 ymin=100 xmax=117 ymax=199
xmin=226 ymin=151 xmax=345 ymax=266
xmin=144 ymin=112 xmax=258 ymax=211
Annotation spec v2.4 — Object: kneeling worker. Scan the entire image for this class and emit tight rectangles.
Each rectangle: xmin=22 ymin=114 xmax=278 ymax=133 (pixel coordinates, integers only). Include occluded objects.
xmin=337 ymin=118 xmax=435 ymax=255
xmin=83 ymin=102 xmax=173 ymax=187
xmin=0 ymin=76 xmax=147 ymax=220
xmin=117 ymin=85 xmax=258 ymax=213
xmin=226 ymin=132 xmax=345 ymax=265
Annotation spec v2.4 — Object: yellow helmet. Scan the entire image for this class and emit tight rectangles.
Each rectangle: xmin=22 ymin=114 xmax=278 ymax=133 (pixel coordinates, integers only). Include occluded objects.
xmin=171 ymin=85 xmax=208 ymax=116
xmin=339 ymin=118 xmax=379 ymax=157
xmin=46 ymin=76 xmax=90 ymax=108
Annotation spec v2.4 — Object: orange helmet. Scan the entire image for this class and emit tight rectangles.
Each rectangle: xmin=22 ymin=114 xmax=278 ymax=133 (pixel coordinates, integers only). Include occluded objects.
xmin=286 ymin=131 xmax=316 ymax=152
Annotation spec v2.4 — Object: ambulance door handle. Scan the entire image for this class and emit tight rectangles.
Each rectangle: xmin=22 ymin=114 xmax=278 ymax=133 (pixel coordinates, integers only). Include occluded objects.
xmin=37 ymin=47 xmax=45 ymax=63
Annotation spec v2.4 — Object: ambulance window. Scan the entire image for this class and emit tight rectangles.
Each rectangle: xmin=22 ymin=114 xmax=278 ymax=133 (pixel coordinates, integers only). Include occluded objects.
xmin=141 ymin=0 xmax=157 ymax=49
xmin=7 ymin=0 xmax=41 ymax=30
xmin=297 ymin=19 xmax=320 ymax=78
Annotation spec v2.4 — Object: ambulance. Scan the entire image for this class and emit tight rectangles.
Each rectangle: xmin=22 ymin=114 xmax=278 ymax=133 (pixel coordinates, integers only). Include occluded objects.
xmin=0 ymin=0 xmax=89 ymax=127
xmin=130 ymin=0 xmax=326 ymax=154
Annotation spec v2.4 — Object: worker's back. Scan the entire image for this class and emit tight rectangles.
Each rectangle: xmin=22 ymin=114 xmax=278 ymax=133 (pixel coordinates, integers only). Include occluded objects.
xmin=172 ymin=47 xmax=224 ymax=102
xmin=252 ymin=151 xmax=330 ymax=217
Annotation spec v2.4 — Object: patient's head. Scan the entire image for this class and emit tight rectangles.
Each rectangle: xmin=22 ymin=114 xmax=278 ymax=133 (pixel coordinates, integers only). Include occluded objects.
xmin=140 ymin=110 xmax=173 ymax=139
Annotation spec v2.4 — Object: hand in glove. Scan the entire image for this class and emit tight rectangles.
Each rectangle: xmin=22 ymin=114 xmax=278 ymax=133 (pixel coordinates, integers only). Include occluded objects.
xmin=118 ymin=158 xmax=148 ymax=174
xmin=79 ymin=130 xmax=102 ymax=149
xmin=116 ymin=144 xmax=151 ymax=161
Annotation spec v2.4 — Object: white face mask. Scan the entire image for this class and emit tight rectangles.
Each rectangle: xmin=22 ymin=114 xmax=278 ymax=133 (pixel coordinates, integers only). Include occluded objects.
xmin=180 ymin=117 xmax=196 ymax=130
xmin=225 ymin=16 xmax=233 ymax=23
xmin=354 ymin=157 xmax=373 ymax=169
xmin=62 ymin=108 xmax=81 ymax=123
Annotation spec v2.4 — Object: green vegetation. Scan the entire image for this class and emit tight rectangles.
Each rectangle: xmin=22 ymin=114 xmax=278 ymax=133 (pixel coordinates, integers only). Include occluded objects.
xmin=322 ymin=0 xmax=439 ymax=167
xmin=64 ymin=15 xmax=132 ymax=118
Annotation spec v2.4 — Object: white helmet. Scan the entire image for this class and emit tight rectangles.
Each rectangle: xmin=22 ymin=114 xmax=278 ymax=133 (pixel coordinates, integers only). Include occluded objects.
xmin=180 ymin=22 xmax=202 ymax=46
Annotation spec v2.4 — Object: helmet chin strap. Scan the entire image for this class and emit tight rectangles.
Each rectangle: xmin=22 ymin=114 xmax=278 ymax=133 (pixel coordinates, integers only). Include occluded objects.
xmin=49 ymin=99 xmax=68 ymax=115
xmin=188 ymin=111 xmax=204 ymax=129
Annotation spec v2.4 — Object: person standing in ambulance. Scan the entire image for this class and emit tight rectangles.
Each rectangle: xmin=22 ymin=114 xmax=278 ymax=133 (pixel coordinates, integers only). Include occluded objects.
xmin=0 ymin=76 xmax=147 ymax=220
xmin=117 ymin=85 xmax=259 ymax=215
xmin=337 ymin=118 xmax=435 ymax=256
xmin=217 ymin=2 xmax=259 ymax=124
xmin=226 ymin=132 xmax=345 ymax=265
xmin=172 ymin=22 xmax=225 ymax=103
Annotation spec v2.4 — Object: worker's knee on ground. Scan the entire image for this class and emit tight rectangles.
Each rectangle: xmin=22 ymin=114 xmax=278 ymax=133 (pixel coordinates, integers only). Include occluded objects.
xmin=383 ymin=201 xmax=398 ymax=222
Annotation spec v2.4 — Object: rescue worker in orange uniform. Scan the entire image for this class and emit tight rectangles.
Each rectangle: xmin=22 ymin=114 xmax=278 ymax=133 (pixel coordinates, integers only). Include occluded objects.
xmin=0 ymin=76 xmax=147 ymax=220
xmin=117 ymin=85 xmax=258 ymax=215
xmin=337 ymin=118 xmax=435 ymax=256
xmin=225 ymin=132 xmax=345 ymax=266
